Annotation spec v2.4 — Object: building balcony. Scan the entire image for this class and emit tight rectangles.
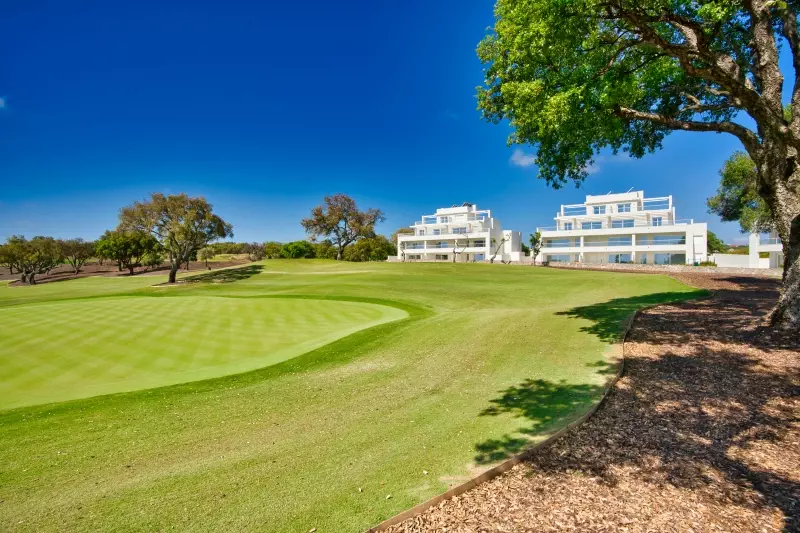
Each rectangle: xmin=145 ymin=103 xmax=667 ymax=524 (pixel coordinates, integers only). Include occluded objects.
xmin=537 ymin=219 xmax=693 ymax=233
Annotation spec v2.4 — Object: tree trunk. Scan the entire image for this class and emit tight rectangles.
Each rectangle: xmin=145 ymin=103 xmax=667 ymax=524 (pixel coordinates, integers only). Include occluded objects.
xmin=169 ymin=262 xmax=180 ymax=283
xmin=336 ymin=246 xmax=343 ymax=261
xmin=758 ymin=147 xmax=800 ymax=329
xmin=128 ymin=265 xmax=135 ymax=275
xmin=20 ymin=271 xmax=27 ymax=284
xmin=28 ymin=273 xmax=36 ymax=285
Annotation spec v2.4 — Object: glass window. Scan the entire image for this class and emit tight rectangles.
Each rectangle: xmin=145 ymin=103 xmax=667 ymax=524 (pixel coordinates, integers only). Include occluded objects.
xmin=418 ymin=229 xmax=425 ymax=236
xmin=611 ymin=219 xmax=634 ymax=228
xmin=548 ymin=255 xmax=571 ymax=262
xmin=654 ymin=253 xmax=686 ymax=265
xmin=432 ymin=229 xmax=440 ymax=235
xmin=435 ymin=254 xmax=449 ymax=261
xmin=593 ymin=205 xmax=607 ymax=215
xmin=452 ymin=227 xmax=467 ymax=234
xmin=617 ymin=203 xmax=631 ymax=213
xmin=608 ymin=236 xmax=633 ymax=246
xmin=609 ymin=253 xmax=632 ymax=263
xmin=563 ymin=222 xmax=573 ymax=231
xmin=652 ymin=216 xmax=663 ymax=227
xmin=581 ymin=222 xmax=603 ymax=230
xmin=650 ymin=234 xmax=685 ymax=245
xmin=546 ymin=239 xmax=573 ymax=248
xmin=473 ymin=240 xmax=486 ymax=247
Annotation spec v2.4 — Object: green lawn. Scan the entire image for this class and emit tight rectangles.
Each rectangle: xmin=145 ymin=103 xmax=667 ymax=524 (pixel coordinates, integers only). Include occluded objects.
xmin=0 ymin=261 xmax=703 ymax=532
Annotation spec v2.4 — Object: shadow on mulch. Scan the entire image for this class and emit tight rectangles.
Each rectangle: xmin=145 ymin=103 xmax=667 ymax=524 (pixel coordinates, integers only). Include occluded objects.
xmin=181 ymin=264 xmax=264 ymax=283
xmin=471 ymin=281 xmax=799 ymax=531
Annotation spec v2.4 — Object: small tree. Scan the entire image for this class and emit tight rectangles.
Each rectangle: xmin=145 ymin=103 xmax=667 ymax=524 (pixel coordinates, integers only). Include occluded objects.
xmin=119 ymin=193 xmax=233 ymax=283
xmin=451 ymin=237 xmax=469 ymax=263
xmin=708 ymin=152 xmax=775 ymax=235
xmin=280 ymin=241 xmax=316 ymax=259
xmin=707 ymin=230 xmax=727 ymax=255
xmin=3 ymin=236 xmax=63 ymax=285
xmin=529 ymin=232 xmax=542 ymax=265
xmin=96 ymin=230 xmax=160 ymax=275
xmin=313 ymin=240 xmax=339 ymax=260
xmin=245 ymin=242 xmax=266 ymax=262
xmin=264 ymin=241 xmax=282 ymax=259
xmin=142 ymin=250 xmax=164 ymax=271
xmin=59 ymin=238 xmax=95 ymax=274
xmin=301 ymin=194 xmax=385 ymax=260
xmin=489 ymin=235 xmax=510 ymax=264
xmin=343 ymin=236 xmax=396 ymax=262
xmin=198 ymin=247 xmax=214 ymax=269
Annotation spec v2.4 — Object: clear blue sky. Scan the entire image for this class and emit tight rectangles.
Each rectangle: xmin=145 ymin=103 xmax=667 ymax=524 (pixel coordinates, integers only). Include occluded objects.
xmin=1 ymin=0 xmax=786 ymax=245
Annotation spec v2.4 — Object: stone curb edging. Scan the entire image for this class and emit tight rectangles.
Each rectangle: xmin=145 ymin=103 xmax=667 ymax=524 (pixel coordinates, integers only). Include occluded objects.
xmin=365 ymin=306 xmax=646 ymax=533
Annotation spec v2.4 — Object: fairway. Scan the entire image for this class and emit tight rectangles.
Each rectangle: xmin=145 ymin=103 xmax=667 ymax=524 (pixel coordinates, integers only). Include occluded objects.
xmin=0 ymin=296 xmax=407 ymax=409
xmin=0 ymin=261 xmax=703 ymax=532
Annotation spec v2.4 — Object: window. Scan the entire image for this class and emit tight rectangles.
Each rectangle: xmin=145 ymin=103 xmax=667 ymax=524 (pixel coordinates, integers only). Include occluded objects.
xmin=611 ymin=219 xmax=634 ymax=228
xmin=436 ymin=241 xmax=449 ymax=248
xmin=608 ymin=236 xmax=633 ymax=246
xmin=438 ymin=216 xmax=450 ymax=223
xmin=545 ymin=239 xmax=573 ymax=248
xmin=547 ymin=255 xmax=572 ymax=262
xmin=593 ymin=205 xmax=607 ymax=215
xmin=652 ymin=216 xmax=663 ymax=227
xmin=650 ymin=234 xmax=685 ymax=245
xmin=563 ymin=222 xmax=573 ymax=231
xmin=609 ymin=253 xmax=632 ymax=263
xmin=474 ymin=253 xmax=485 ymax=261
xmin=654 ymin=253 xmax=686 ymax=265
xmin=476 ymin=213 xmax=488 ymax=221
xmin=563 ymin=206 xmax=586 ymax=216
xmin=473 ymin=240 xmax=486 ymax=247
xmin=422 ymin=216 xmax=436 ymax=224
xmin=617 ymin=203 xmax=631 ymax=213
xmin=432 ymin=229 xmax=440 ymax=235
xmin=581 ymin=222 xmax=603 ymax=230
xmin=408 ymin=254 xmax=421 ymax=260
xmin=417 ymin=229 xmax=425 ymax=236
xmin=452 ymin=227 xmax=467 ymax=234
xmin=435 ymin=254 xmax=449 ymax=261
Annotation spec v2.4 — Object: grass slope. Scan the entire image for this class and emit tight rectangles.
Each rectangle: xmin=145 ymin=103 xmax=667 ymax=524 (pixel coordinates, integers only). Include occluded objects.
xmin=0 ymin=261 xmax=703 ymax=532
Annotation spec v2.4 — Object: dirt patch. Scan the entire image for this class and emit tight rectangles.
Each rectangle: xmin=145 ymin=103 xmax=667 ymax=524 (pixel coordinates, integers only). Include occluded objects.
xmin=386 ymin=274 xmax=799 ymax=532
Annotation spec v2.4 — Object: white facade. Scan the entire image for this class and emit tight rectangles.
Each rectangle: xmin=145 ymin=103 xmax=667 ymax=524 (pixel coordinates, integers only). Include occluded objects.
xmin=749 ymin=231 xmax=784 ymax=269
xmin=536 ymin=191 xmax=708 ymax=265
xmin=396 ymin=203 xmax=523 ymax=262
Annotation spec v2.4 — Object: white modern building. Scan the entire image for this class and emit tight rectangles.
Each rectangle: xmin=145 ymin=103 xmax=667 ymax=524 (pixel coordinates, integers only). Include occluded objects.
xmin=396 ymin=203 xmax=523 ymax=262
xmin=749 ymin=231 xmax=784 ymax=269
xmin=536 ymin=191 xmax=708 ymax=265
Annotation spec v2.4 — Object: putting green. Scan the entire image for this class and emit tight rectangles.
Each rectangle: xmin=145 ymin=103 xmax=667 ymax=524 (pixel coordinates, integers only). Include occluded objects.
xmin=0 ymin=296 xmax=407 ymax=409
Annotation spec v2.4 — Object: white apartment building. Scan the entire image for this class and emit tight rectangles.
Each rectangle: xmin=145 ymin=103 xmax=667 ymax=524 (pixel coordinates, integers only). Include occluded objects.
xmin=749 ymin=231 xmax=784 ymax=269
xmin=396 ymin=203 xmax=523 ymax=262
xmin=536 ymin=191 xmax=708 ymax=265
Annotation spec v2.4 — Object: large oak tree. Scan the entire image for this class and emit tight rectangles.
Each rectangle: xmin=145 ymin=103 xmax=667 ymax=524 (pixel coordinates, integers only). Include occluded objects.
xmin=119 ymin=193 xmax=233 ymax=283
xmin=301 ymin=194 xmax=384 ymax=260
xmin=478 ymin=0 xmax=800 ymax=328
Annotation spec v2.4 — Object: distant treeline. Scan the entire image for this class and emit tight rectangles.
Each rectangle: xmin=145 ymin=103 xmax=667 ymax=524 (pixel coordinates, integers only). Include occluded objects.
xmin=206 ymin=236 xmax=396 ymax=263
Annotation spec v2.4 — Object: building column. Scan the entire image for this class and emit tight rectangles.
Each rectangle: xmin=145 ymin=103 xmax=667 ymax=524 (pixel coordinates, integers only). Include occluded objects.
xmin=630 ymin=234 xmax=636 ymax=263
xmin=748 ymin=233 xmax=760 ymax=268
xmin=579 ymin=235 xmax=584 ymax=263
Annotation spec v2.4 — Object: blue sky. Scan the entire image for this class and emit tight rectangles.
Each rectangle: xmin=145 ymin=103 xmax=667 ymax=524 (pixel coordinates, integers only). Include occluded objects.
xmin=0 ymin=1 xmax=789 ymax=245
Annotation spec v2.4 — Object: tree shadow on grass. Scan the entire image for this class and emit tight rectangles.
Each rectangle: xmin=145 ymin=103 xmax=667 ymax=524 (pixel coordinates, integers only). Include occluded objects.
xmin=474 ymin=377 xmax=607 ymax=464
xmin=555 ymin=291 xmax=703 ymax=344
xmin=183 ymin=264 xmax=264 ymax=283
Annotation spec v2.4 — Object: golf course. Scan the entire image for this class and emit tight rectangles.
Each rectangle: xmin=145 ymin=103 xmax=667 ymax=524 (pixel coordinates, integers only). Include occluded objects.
xmin=0 ymin=261 xmax=703 ymax=532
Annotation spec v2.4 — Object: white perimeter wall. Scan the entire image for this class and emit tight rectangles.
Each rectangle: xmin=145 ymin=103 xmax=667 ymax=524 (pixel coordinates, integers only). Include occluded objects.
xmin=710 ymin=253 xmax=770 ymax=268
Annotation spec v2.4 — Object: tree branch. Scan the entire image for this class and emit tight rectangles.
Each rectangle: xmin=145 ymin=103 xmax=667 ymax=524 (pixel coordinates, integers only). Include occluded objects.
xmin=615 ymin=105 xmax=761 ymax=155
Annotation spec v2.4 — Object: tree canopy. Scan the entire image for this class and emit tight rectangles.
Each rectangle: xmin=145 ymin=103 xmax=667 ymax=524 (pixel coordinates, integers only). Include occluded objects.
xmin=301 ymin=194 xmax=384 ymax=260
xmin=707 ymin=229 xmax=728 ymax=254
xmin=59 ymin=238 xmax=95 ymax=274
xmin=96 ymin=230 xmax=161 ymax=275
xmin=708 ymin=151 xmax=774 ymax=233
xmin=0 ymin=236 xmax=63 ymax=285
xmin=119 ymin=193 xmax=233 ymax=283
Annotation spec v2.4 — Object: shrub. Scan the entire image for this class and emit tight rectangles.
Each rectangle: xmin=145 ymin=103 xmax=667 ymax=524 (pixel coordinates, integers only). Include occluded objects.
xmin=697 ymin=261 xmax=717 ymax=267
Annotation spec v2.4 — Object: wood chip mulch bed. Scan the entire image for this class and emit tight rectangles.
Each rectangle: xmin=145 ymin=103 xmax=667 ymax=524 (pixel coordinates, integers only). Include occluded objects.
xmin=387 ymin=273 xmax=799 ymax=532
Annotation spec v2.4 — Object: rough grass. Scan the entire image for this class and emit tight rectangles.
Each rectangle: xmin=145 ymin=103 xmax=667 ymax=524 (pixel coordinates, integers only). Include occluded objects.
xmin=0 ymin=261 xmax=703 ymax=532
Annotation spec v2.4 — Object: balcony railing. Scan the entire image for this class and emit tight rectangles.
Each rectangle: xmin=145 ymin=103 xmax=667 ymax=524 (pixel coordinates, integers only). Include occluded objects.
xmin=537 ymin=219 xmax=692 ymax=232
xmin=760 ymin=238 xmax=782 ymax=245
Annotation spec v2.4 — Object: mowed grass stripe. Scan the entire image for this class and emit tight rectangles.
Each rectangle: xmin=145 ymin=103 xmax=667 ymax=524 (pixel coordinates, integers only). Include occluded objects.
xmin=0 ymin=296 xmax=408 ymax=409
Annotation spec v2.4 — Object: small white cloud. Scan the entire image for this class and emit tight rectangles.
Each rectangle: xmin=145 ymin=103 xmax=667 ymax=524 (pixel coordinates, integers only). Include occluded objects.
xmin=510 ymin=149 xmax=537 ymax=168
xmin=583 ymin=162 xmax=601 ymax=175
xmin=582 ymin=153 xmax=633 ymax=175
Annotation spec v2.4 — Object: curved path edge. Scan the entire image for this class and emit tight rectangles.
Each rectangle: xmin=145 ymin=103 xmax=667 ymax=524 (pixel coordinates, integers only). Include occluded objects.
xmin=365 ymin=302 xmax=657 ymax=533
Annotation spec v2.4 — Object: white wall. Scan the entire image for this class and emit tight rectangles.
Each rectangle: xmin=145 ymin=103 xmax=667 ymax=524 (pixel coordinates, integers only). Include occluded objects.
xmin=709 ymin=253 xmax=751 ymax=268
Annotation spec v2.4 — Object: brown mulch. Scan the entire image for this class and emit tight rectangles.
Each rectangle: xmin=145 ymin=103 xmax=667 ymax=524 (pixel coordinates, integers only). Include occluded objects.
xmin=387 ymin=273 xmax=800 ymax=532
